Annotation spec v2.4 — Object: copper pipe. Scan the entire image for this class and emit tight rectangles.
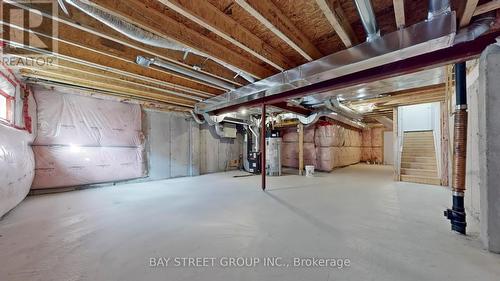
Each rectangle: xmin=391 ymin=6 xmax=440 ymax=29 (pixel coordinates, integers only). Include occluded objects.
xmin=445 ymin=62 xmax=467 ymax=234
xmin=452 ymin=109 xmax=468 ymax=192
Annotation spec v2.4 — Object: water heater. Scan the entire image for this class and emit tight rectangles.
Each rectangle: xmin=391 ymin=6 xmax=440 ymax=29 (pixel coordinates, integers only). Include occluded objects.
xmin=266 ymin=130 xmax=282 ymax=176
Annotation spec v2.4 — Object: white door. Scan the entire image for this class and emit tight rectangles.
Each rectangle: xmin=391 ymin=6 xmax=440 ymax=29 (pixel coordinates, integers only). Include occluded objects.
xmin=384 ymin=131 xmax=394 ymax=165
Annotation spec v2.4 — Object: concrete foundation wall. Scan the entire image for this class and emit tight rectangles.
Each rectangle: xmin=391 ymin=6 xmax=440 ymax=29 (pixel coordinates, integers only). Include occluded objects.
xmin=199 ymin=124 xmax=242 ymax=174
xmin=478 ymin=45 xmax=500 ymax=253
xmin=143 ymin=110 xmax=200 ymax=180
xmin=143 ymin=110 xmax=241 ymax=181
xmin=465 ymin=61 xmax=481 ymax=221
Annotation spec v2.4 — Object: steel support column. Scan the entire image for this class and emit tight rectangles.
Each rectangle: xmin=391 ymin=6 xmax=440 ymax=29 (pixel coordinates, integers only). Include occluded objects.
xmin=444 ymin=62 xmax=468 ymax=234
xmin=260 ymin=103 xmax=266 ymax=191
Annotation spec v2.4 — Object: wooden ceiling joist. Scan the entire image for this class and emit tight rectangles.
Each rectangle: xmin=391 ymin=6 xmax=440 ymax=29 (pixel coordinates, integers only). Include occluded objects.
xmin=460 ymin=0 xmax=480 ymax=27
xmin=157 ymin=0 xmax=293 ymax=71
xmin=315 ymin=0 xmax=358 ymax=47
xmin=20 ymin=69 xmax=194 ymax=108
xmin=12 ymin=54 xmax=205 ymax=103
xmin=7 ymin=1 xmax=248 ymax=87
xmin=234 ymin=0 xmax=323 ymax=61
xmin=0 ymin=20 xmax=224 ymax=98
xmin=473 ymin=0 xmax=500 ymax=16
xmin=89 ymin=0 xmax=274 ymax=79
xmin=393 ymin=0 xmax=406 ymax=29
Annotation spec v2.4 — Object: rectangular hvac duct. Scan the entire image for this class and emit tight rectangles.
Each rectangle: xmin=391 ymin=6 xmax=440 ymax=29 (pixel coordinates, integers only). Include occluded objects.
xmin=195 ymin=13 xmax=456 ymax=114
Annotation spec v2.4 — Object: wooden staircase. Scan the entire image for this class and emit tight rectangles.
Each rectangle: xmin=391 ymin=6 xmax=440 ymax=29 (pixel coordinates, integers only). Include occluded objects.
xmin=400 ymin=131 xmax=441 ymax=185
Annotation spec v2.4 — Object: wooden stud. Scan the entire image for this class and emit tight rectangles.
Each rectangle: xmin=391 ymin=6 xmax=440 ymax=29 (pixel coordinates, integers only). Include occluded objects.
xmin=234 ymin=0 xmax=323 ymax=61
xmin=393 ymin=108 xmax=400 ymax=181
xmin=440 ymin=101 xmax=449 ymax=186
xmin=473 ymin=0 xmax=500 ymax=16
xmin=460 ymin=0 xmax=480 ymax=27
xmin=393 ymin=0 xmax=406 ymax=29
xmin=298 ymin=123 xmax=304 ymax=175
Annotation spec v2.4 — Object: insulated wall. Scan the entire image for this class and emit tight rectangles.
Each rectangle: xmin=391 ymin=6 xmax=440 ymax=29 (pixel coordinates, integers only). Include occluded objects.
xmin=280 ymin=122 xmax=362 ymax=171
xmin=31 ymin=87 xmax=146 ymax=189
xmin=361 ymin=127 xmax=384 ymax=163
xmin=315 ymin=124 xmax=361 ymax=171
xmin=0 ymin=65 xmax=36 ymax=218
xmin=281 ymin=127 xmax=316 ymax=168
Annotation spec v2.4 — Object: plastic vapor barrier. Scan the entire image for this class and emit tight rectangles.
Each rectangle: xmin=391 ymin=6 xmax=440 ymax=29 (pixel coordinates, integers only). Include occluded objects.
xmin=34 ymin=88 xmax=142 ymax=146
xmin=31 ymin=146 xmax=145 ymax=189
xmin=0 ymin=124 xmax=35 ymax=217
xmin=32 ymin=86 xmax=145 ymax=189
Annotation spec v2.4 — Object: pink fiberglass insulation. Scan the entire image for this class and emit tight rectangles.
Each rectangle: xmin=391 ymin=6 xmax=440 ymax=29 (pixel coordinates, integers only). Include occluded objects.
xmin=31 ymin=146 xmax=146 ymax=189
xmin=0 ymin=124 xmax=35 ymax=217
xmin=282 ymin=127 xmax=315 ymax=143
xmin=33 ymin=87 xmax=143 ymax=147
xmin=361 ymin=147 xmax=373 ymax=162
xmin=362 ymin=129 xmax=372 ymax=147
xmin=315 ymin=125 xmax=342 ymax=147
xmin=316 ymin=147 xmax=362 ymax=171
xmin=371 ymin=127 xmax=384 ymax=147
xmin=371 ymin=147 xmax=383 ymax=163
xmin=281 ymin=142 xmax=316 ymax=168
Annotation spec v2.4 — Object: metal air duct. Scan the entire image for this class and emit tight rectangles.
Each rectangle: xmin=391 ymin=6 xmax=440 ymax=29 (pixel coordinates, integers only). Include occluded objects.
xmin=353 ymin=0 xmax=380 ymax=42
xmin=195 ymin=13 xmax=456 ymax=114
xmin=137 ymin=56 xmax=236 ymax=90
xmin=63 ymin=0 xmax=255 ymax=83
xmin=428 ymin=0 xmax=451 ymax=20
xmin=324 ymin=98 xmax=363 ymax=121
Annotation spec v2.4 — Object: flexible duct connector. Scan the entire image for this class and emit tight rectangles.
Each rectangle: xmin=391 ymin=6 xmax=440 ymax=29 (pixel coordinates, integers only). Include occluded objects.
xmin=428 ymin=0 xmax=451 ymax=20
xmin=454 ymin=12 xmax=497 ymax=44
xmin=353 ymin=0 xmax=380 ymax=42
xmin=190 ymin=110 xmax=205 ymax=124
xmin=137 ymin=56 xmax=236 ymax=90
xmin=324 ymin=98 xmax=362 ymax=121
xmin=64 ymin=0 xmax=255 ymax=83
xmin=214 ymin=123 xmax=225 ymax=138
xmin=279 ymin=111 xmax=366 ymax=129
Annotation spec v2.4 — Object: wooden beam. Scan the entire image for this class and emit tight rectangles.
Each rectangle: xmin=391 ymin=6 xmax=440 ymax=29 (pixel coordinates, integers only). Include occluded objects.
xmin=393 ymin=0 xmax=406 ymax=29
xmin=157 ymin=0 xmax=293 ymax=71
xmin=90 ymin=0 xmax=274 ymax=79
xmin=234 ymin=0 xmax=323 ymax=61
xmin=315 ymin=0 xmax=358 ymax=47
xmin=474 ymin=0 xmax=500 ymax=16
xmin=460 ymin=0 xmax=480 ymax=27
xmin=7 ymin=1 xmax=247 ymax=87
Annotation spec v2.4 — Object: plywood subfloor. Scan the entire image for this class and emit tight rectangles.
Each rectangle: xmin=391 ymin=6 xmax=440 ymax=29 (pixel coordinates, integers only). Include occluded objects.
xmin=1 ymin=164 xmax=499 ymax=281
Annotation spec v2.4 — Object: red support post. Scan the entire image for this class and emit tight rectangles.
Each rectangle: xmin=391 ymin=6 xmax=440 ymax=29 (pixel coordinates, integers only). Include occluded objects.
xmin=261 ymin=103 xmax=266 ymax=191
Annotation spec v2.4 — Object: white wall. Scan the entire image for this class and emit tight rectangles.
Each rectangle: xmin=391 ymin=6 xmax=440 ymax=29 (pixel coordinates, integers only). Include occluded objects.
xmin=383 ymin=131 xmax=394 ymax=165
xmin=399 ymin=103 xmax=439 ymax=132
xmin=396 ymin=102 xmax=442 ymax=178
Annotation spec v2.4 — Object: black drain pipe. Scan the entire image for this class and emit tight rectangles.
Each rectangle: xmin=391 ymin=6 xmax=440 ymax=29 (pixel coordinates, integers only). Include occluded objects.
xmin=444 ymin=62 xmax=467 ymax=234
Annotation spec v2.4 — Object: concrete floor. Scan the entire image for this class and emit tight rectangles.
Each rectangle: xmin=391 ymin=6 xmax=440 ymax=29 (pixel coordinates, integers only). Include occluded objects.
xmin=1 ymin=164 xmax=499 ymax=281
